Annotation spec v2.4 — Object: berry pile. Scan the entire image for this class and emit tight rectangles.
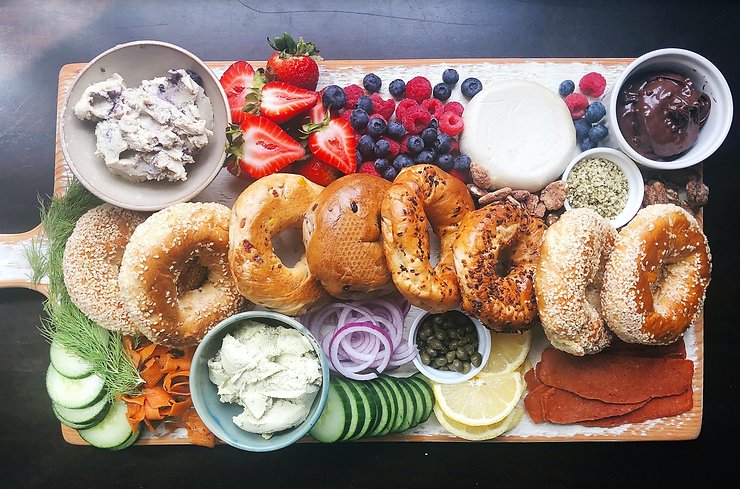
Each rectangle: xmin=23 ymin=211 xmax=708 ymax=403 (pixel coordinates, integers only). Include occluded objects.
xmin=559 ymin=72 xmax=609 ymax=151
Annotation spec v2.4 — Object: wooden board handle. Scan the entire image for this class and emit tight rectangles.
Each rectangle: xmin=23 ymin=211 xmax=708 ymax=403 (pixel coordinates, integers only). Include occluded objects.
xmin=0 ymin=224 xmax=49 ymax=296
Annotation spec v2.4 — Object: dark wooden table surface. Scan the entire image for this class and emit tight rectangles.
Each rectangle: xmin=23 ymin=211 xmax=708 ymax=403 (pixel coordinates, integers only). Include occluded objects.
xmin=1 ymin=1 xmax=738 ymax=487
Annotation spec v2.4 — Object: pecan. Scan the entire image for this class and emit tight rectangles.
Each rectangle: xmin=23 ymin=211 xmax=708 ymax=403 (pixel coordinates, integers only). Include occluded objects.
xmin=511 ymin=189 xmax=531 ymax=202
xmin=686 ymin=179 xmax=709 ymax=208
xmin=478 ymin=187 xmax=512 ymax=206
xmin=467 ymin=183 xmax=488 ymax=199
xmin=470 ymin=161 xmax=491 ymax=190
xmin=540 ymin=180 xmax=568 ymax=210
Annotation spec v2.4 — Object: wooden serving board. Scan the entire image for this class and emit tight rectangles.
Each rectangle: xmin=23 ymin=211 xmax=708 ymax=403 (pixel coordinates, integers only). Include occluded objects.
xmin=0 ymin=58 xmax=703 ymax=446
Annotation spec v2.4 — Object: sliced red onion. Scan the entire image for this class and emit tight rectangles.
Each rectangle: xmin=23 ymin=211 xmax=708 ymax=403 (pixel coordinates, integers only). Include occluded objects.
xmin=328 ymin=323 xmax=393 ymax=380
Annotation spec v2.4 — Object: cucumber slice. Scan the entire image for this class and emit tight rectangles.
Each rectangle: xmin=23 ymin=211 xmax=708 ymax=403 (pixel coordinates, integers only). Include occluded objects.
xmin=370 ymin=379 xmax=397 ymax=438
xmin=333 ymin=377 xmax=363 ymax=442
xmin=52 ymin=396 xmax=111 ymax=430
xmin=108 ymin=426 xmax=142 ymax=451
xmin=46 ymin=364 xmax=105 ymax=409
xmin=407 ymin=375 xmax=435 ymax=424
xmin=346 ymin=380 xmax=378 ymax=441
xmin=392 ymin=377 xmax=416 ymax=433
xmin=400 ymin=377 xmax=425 ymax=428
xmin=310 ymin=378 xmax=352 ymax=443
xmin=377 ymin=376 xmax=406 ymax=434
xmin=49 ymin=339 xmax=95 ymax=379
xmin=78 ymin=399 xmax=134 ymax=449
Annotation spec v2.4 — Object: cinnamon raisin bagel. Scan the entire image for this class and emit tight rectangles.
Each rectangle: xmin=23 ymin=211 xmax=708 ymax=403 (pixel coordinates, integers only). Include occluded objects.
xmin=453 ymin=201 xmax=546 ymax=332
xmin=380 ymin=164 xmax=474 ymax=313
xmin=230 ymin=173 xmax=331 ymax=316
xmin=601 ymin=204 xmax=711 ymax=345
xmin=303 ymin=173 xmax=394 ymax=300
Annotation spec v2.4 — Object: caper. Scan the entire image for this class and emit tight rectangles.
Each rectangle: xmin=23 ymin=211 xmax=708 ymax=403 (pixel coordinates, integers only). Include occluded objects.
xmin=433 ymin=315 xmax=444 ymax=327
xmin=434 ymin=357 xmax=448 ymax=367
xmin=447 ymin=329 xmax=460 ymax=340
xmin=445 ymin=351 xmax=456 ymax=363
xmin=429 ymin=338 xmax=443 ymax=350
xmin=462 ymin=362 xmax=472 ymax=374
xmin=464 ymin=344 xmax=475 ymax=356
xmin=451 ymin=359 xmax=464 ymax=372
xmin=465 ymin=333 xmax=476 ymax=344
xmin=434 ymin=329 xmax=447 ymax=341
xmin=426 ymin=347 xmax=437 ymax=357
xmin=470 ymin=352 xmax=483 ymax=367
xmin=421 ymin=326 xmax=434 ymax=338
xmin=464 ymin=323 xmax=475 ymax=333
xmin=448 ymin=340 xmax=459 ymax=351
xmin=420 ymin=353 xmax=431 ymax=365
xmin=438 ymin=365 xmax=449 ymax=371
xmin=456 ymin=348 xmax=469 ymax=361
xmin=457 ymin=336 xmax=467 ymax=346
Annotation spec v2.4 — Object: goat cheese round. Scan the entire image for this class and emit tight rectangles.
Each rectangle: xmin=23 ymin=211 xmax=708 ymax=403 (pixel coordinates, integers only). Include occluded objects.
xmin=459 ymin=80 xmax=576 ymax=192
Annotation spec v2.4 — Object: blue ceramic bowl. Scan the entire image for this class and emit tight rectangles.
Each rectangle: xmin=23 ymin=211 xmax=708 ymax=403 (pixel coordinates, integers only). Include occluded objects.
xmin=191 ymin=311 xmax=330 ymax=451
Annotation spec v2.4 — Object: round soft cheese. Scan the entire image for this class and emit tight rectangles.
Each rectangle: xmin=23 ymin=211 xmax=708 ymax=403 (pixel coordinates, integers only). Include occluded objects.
xmin=459 ymin=80 xmax=576 ymax=192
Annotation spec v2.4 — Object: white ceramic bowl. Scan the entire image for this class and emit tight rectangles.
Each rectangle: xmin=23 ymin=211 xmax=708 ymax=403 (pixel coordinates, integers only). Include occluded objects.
xmin=562 ymin=148 xmax=645 ymax=229
xmin=60 ymin=40 xmax=229 ymax=211
xmin=606 ymin=48 xmax=733 ymax=170
xmin=409 ymin=310 xmax=491 ymax=384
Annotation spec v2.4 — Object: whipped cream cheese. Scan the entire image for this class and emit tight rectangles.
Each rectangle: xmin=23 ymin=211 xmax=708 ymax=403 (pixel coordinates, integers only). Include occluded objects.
xmin=74 ymin=69 xmax=214 ymax=182
xmin=208 ymin=320 xmax=322 ymax=438
xmin=459 ymin=80 xmax=576 ymax=192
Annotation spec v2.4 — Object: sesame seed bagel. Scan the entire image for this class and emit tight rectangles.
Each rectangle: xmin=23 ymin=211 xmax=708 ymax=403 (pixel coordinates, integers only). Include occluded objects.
xmin=119 ymin=202 xmax=247 ymax=347
xmin=534 ymin=208 xmax=617 ymax=356
xmin=63 ymin=204 xmax=148 ymax=335
xmin=381 ymin=164 xmax=474 ymax=313
xmin=230 ymin=173 xmax=331 ymax=316
xmin=602 ymin=204 xmax=711 ymax=345
xmin=453 ymin=201 xmax=546 ymax=333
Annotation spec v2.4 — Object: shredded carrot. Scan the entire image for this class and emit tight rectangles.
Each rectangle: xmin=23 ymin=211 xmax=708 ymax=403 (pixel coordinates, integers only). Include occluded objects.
xmin=163 ymin=371 xmax=190 ymax=396
xmin=186 ymin=409 xmax=215 ymax=448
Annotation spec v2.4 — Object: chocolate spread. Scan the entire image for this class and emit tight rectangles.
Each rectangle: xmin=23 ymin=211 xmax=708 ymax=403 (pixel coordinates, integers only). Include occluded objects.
xmin=617 ymin=72 xmax=711 ymax=160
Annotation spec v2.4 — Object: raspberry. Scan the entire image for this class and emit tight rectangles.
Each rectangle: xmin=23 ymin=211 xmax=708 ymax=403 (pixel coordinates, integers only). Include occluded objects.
xmin=395 ymin=98 xmax=418 ymax=122
xmin=359 ymin=161 xmax=381 ymax=177
xmin=379 ymin=136 xmax=400 ymax=159
xmin=340 ymin=109 xmax=354 ymax=123
xmin=402 ymin=105 xmax=432 ymax=134
xmin=421 ymin=98 xmax=445 ymax=118
xmin=564 ymin=93 xmax=589 ymax=119
xmin=443 ymin=101 xmax=464 ymax=116
xmin=449 ymin=137 xmax=459 ymax=154
xmin=405 ymin=76 xmax=433 ymax=103
xmin=579 ymin=72 xmax=607 ymax=98
xmin=370 ymin=93 xmax=396 ymax=120
xmin=343 ymin=84 xmax=364 ymax=109
xmin=438 ymin=111 xmax=464 ymax=136
xmin=448 ymin=168 xmax=469 ymax=183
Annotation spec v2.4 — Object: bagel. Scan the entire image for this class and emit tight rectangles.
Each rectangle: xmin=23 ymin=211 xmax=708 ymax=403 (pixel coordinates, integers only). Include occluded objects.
xmin=303 ymin=173 xmax=394 ymax=300
xmin=381 ymin=164 xmax=474 ymax=313
xmin=63 ymin=204 xmax=148 ymax=335
xmin=119 ymin=202 xmax=247 ymax=347
xmin=602 ymin=204 xmax=711 ymax=345
xmin=534 ymin=208 xmax=617 ymax=355
xmin=230 ymin=173 xmax=330 ymax=316
xmin=453 ymin=201 xmax=546 ymax=332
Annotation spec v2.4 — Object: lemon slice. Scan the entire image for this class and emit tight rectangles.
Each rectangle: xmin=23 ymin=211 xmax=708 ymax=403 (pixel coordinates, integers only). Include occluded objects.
xmin=433 ymin=371 xmax=523 ymax=426
xmin=434 ymin=403 xmax=524 ymax=441
xmin=477 ymin=330 xmax=531 ymax=377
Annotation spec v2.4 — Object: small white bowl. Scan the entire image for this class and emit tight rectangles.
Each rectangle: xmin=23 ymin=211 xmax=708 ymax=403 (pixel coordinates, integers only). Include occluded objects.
xmin=60 ymin=40 xmax=230 ymax=211
xmin=409 ymin=310 xmax=491 ymax=384
xmin=562 ymin=148 xmax=644 ymax=229
xmin=606 ymin=48 xmax=733 ymax=170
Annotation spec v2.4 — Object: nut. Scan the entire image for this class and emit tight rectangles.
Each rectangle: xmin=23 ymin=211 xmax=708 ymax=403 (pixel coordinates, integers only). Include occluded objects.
xmin=478 ymin=187 xmax=512 ymax=206
xmin=686 ymin=179 xmax=709 ymax=208
xmin=540 ymin=180 xmax=568 ymax=210
xmin=511 ymin=190 xmax=531 ymax=202
xmin=470 ymin=162 xmax=491 ymax=190
xmin=466 ymin=183 xmax=488 ymax=200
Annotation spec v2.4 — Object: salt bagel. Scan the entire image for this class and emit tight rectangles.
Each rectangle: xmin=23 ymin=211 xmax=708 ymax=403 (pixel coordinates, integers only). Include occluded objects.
xmin=381 ymin=164 xmax=474 ymax=313
xmin=601 ymin=204 xmax=711 ymax=345
xmin=303 ymin=173 xmax=394 ymax=300
xmin=119 ymin=202 xmax=247 ymax=347
xmin=453 ymin=201 xmax=546 ymax=333
xmin=534 ymin=208 xmax=617 ymax=356
xmin=230 ymin=173 xmax=330 ymax=316
xmin=63 ymin=204 xmax=148 ymax=335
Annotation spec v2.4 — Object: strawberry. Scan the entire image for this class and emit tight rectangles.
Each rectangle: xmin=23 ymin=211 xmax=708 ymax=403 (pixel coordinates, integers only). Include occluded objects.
xmin=225 ymin=117 xmax=306 ymax=179
xmin=243 ymin=81 xmax=317 ymax=124
xmin=302 ymin=114 xmax=357 ymax=175
xmin=266 ymin=32 xmax=321 ymax=91
xmin=220 ymin=61 xmax=257 ymax=123
xmin=292 ymin=155 xmax=343 ymax=186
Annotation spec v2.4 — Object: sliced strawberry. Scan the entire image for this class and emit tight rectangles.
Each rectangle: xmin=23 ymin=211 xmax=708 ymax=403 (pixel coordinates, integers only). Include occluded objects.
xmin=220 ymin=61 xmax=256 ymax=123
xmin=292 ymin=155 xmax=343 ymax=186
xmin=249 ymin=81 xmax=317 ymax=124
xmin=303 ymin=116 xmax=357 ymax=175
xmin=225 ymin=118 xmax=306 ymax=179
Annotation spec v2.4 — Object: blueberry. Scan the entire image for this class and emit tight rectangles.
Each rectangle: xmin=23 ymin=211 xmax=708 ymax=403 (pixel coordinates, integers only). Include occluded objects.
xmin=558 ymin=80 xmax=575 ymax=97
xmin=584 ymin=102 xmax=606 ymax=123
xmin=321 ymin=85 xmax=346 ymax=110
xmin=374 ymin=138 xmax=391 ymax=158
xmin=350 ymin=109 xmax=369 ymax=131
xmin=428 ymin=118 xmax=439 ymax=130
xmin=392 ymin=155 xmax=406 ymax=171
xmin=435 ymin=153 xmax=454 ymax=171
xmin=588 ymin=123 xmax=609 ymax=142
xmin=573 ymin=118 xmax=591 ymax=142
xmin=433 ymin=83 xmax=452 ymax=101
xmin=405 ymin=135 xmax=424 ymax=155
xmin=367 ymin=117 xmax=387 ymax=138
xmin=381 ymin=165 xmax=398 ymax=181
xmin=356 ymin=95 xmax=374 ymax=114
xmin=421 ymin=127 xmax=438 ymax=147
xmin=386 ymin=120 xmax=406 ymax=140
xmin=363 ymin=73 xmax=382 ymax=93
xmin=356 ymin=150 xmax=363 ymax=165
xmin=394 ymin=154 xmax=415 ymax=169
xmin=414 ymin=150 xmax=435 ymax=165
xmin=453 ymin=154 xmax=472 ymax=173
xmin=389 ymin=79 xmax=406 ymax=98
xmin=461 ymin=77 xmax=483 ymax=99
xmin=581 ymin=138 xmax=598 ymax=151
xmin=442 ymin=68 xmax=459 ymax=85
xmin=374 ymin=158 xmax=390 ymax=172
xmin=357 ymin=134 xmax=375 ymax=155
xmin=434 ymin=133 xmax=452 ymax=154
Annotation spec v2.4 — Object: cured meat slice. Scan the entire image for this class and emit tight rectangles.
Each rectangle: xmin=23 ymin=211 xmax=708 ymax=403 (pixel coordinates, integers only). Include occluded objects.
xmin=580 ymin=389 xmax=694 ymax=428
xmin=541 ymin=388 xmax=647 ymax=424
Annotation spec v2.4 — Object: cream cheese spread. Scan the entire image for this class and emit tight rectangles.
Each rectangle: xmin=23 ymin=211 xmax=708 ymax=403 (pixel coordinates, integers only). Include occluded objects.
xmin=208 ymin=320 xmax=323 ymax=438
xmin=459 ymin=80 xmax=576 ymax=192
xmin=74 ymin=69 xmax=214 ymax=182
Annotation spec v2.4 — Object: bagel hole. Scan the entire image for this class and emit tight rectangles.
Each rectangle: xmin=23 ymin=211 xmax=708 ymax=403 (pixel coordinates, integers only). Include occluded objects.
xmin=271 ymin=226 xmax=305 ymax=268
xmin=427 ymin=221 xmax=441 ymax=267
xmin=495 ymin=245 xmax=515 ymax=277
xmin=176 ymin=257 xmax=208 ymax=296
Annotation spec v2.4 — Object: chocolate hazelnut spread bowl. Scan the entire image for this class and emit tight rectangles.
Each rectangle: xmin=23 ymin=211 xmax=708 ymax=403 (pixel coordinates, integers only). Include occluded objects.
xmin=607 ymin=48 xmax=733 ymax=170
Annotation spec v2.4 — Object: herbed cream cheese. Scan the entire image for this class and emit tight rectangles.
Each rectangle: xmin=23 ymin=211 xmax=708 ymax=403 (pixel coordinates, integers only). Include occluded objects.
xmin=74 ymin=69 xmax=213 ymax=182
xmin=208 ymin=320 xmax=323 ymax=438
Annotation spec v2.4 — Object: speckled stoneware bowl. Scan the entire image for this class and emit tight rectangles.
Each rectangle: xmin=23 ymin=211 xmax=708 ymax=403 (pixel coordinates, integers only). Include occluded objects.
xmin=60 ymin=40 xmax=229 ymax=211
xmin=190 ymin=311 xmax=330 ymax=452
